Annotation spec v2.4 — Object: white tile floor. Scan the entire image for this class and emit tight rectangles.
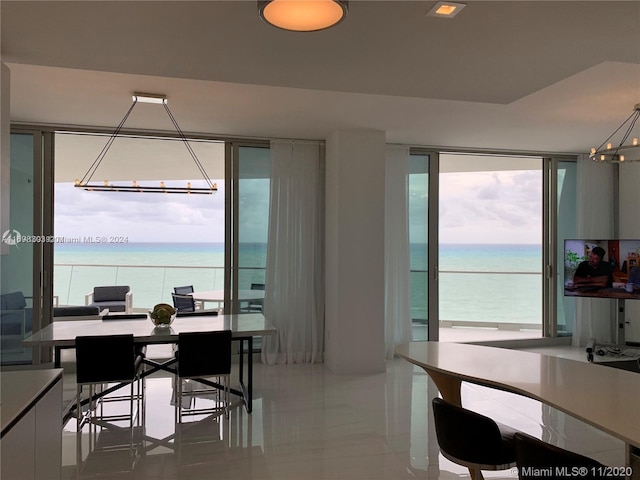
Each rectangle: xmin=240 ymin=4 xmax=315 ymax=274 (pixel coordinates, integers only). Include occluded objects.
xmin=61 ymin=345 xmax=627 ymax=480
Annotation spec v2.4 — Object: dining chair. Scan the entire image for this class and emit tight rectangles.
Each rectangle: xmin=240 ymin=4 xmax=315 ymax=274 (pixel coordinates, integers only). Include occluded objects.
xmin=174 ymin=330 xmax=232 ymax=422
xmin=102 ymin=313 xmax=148 ymax=359
xmin=243 ymin=282 xmax=265 ymax=312
xmin=514 ymin=432 xmax=612 ymax=480
xmin=174 ymin=285 xmax=195 ymax=295
xmin=75 ymin=334 xmax=144 ymax=431
xmin=431 ymin=397 xmax=518 ymax=480
xmin=174 ymin=285 xmax=203 ymax=310
xmin=172 ymin=293 xmax=196 ymax=313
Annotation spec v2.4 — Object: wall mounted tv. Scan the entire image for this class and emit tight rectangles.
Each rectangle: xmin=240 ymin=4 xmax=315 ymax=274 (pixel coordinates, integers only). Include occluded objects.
xmin=564 ymin=239 xmax=640 ymax=299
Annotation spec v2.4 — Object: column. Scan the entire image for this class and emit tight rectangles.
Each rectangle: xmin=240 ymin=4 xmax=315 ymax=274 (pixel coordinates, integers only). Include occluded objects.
xmin=325 ymin=129 xmax=386 ymax=374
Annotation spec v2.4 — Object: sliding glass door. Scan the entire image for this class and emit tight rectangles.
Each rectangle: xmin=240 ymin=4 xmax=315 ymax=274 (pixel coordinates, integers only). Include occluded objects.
xmin=1 ymin=132 xmax=40 ymax=365
xmin=234 ymin=144 xmax=270 ymax=316
xmin=408 ymin=151 xmax=432 ymax=341
xmin=437 ymin=153 xmax=544 ymax=342
xmin=53 ymin=132 xmax=225 ymax=312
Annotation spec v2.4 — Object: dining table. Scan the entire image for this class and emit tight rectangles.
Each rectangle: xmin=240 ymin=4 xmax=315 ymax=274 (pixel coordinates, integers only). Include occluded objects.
xmin=190 ymin=289 xmax=265 ymax=309
xmin=23 ymin=312 xmax=275 ymax=414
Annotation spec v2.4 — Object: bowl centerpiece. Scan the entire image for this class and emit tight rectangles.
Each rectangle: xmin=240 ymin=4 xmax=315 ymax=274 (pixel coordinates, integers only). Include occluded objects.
xmin=148 ymin=303 xmax=177 ymax=328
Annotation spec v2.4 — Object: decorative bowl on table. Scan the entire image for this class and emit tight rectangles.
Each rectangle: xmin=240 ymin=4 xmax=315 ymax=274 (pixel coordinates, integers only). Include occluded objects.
xmin=148 ymin=303 xmax=177 ymax=328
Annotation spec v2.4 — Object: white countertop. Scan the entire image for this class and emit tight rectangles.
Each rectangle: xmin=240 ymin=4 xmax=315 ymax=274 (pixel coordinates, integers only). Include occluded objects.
xmin=395 ymin=342 xmax=640 ymax=449
xmin=1 ymin=369 xmax=63 ymax=435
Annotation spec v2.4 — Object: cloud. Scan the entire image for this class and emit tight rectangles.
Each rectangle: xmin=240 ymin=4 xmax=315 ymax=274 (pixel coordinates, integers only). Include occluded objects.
xmin=54 ymin=181 xmax=231 ymax=243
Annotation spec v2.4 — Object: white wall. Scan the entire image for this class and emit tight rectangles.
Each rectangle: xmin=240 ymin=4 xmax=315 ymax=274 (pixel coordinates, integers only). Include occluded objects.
xmin=325 ymin=129 xmax=386 ymax=374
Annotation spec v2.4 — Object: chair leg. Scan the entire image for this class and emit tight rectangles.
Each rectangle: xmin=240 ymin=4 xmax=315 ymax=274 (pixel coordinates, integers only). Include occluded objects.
xmin=76 ymin=385 xmax=82 ymax=430
xmin=470 ymin=468 xmax=484 ymax=480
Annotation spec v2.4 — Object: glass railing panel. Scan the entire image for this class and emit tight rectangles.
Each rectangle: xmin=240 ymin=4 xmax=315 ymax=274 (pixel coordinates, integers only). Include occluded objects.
xmin=53 ymin=264 xmax=224 ymax=310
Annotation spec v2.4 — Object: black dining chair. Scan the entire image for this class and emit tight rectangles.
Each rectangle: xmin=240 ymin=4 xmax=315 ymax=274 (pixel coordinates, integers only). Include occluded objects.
xmin=172 ymin=292 xmax=197 ymax=313
xmin=101 ymin=313 xmax=148 ymax=359
xmin=174 ymin=285 xmax=203 ymax=310
xmin=514 ymin=432 xmax=614 ymax=480
xmin=174 ymin=330 xmax=232 ymax=422
xmin=174 ymin=285 xmax=195 ymax=295
xmin=431 ymin=397 xmax=518 ymax=479
xmin=75 ymin=334 xmax=144 ymax=430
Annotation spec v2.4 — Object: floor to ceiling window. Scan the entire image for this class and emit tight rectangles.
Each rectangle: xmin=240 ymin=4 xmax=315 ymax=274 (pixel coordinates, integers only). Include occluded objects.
xmin=236 ymin=144 xmax=270 ymax=315
xmin=53 ymin=132 xmax=225 ymax=311
xmin=556 ymin=160 xmax=577 ymax=336
xmin=438 ymin=153 xmax=544 ymax=342
xmin=408 ymin=152 xmax=430 ymax=341
xmin=1 ymin=132 xmax=37 ymax=365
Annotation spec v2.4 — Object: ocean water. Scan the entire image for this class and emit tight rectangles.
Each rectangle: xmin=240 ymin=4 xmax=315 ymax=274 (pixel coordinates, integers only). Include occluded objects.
xmin=54 ymin=242 xmax=542 ymax=325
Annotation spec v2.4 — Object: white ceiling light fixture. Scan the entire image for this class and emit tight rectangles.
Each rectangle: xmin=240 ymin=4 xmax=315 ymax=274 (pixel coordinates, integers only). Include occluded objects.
xmin=75 ymin=92 xmax=218 ymax=194
xmin=426 ymin=1 xmax=466 ymax=18
xmin=590 ymin=103 xmax=640 ymax=163
xmin=258 ymin=0 xmax=348 ymax=32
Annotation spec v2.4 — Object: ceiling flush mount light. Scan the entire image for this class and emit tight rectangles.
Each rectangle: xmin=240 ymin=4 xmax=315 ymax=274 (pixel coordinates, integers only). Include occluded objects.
xmin=75 ymin=93 xmax=217 ymax=194
xmin=426 ymin=1 xmax=466 ymax=18
xmin=258 ymin=0 xmax=348 ymax=32
xmin=590 ymin=103 xmax=640 ymax=163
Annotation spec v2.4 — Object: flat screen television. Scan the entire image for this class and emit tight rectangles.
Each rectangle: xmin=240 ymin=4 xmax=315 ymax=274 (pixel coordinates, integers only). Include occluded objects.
xmin=564 ymin=239 xmax=640 ymax=299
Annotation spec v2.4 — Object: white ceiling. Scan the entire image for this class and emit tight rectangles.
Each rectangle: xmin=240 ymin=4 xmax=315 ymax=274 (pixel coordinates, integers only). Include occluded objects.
xmin=2 ymin=0 xmax=640 ymax=154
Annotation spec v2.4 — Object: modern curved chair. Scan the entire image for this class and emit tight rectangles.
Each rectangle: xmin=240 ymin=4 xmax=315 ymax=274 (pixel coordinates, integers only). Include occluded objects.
xmin=431 ymin=397 xmax=518 ymax=480
xmin=514 ymin=432 xmax=614 ymax=480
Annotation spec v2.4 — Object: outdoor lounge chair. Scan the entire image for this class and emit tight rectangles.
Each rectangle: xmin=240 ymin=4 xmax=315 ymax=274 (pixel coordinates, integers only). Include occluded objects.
xmin=85 ymin=286 xmax=133 ymax=314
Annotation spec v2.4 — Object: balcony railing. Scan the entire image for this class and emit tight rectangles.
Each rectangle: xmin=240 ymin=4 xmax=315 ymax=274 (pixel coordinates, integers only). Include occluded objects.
xmin=54 ymin=263 xmax=542 ymax=331
xmin=54 ymin=263 xmax=263 ymax=309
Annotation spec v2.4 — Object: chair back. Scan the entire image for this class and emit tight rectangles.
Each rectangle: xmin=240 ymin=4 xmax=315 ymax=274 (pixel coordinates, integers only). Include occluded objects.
xmin=93 ymin=286 xmax=130 ymax=302
xmin=432 ymin=397 xmax=508 ymax=466
xmin=172 ymin=293 xmax=196 ymax=313
xmin=514 ymin=432 xmax=603 ymax=479
xmin=177 ymin=330 xmax=232 ymax=378
xmin=76 ymin=334 xmax=137 ymax=384
xmin=174 ymin=285 xmax=195 ymax=295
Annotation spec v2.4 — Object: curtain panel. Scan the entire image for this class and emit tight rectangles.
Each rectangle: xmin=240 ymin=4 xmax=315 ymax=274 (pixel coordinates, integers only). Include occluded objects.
xmin=572 ymin=155 xmax=615 ymax=347
xmin=385 ymin=146 xmax=412 ymax=358
xmin=261 ymin=140 xmax=325 ymax=364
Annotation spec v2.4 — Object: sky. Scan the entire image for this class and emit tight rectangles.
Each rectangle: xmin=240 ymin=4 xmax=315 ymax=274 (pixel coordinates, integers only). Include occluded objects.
xmin=55 ymin=180 xmax=227 ymax=243
xmin=408 ymin=169 xmax=542 ymax=244
xmin=55 ymin=169 xmax=542 ymax=245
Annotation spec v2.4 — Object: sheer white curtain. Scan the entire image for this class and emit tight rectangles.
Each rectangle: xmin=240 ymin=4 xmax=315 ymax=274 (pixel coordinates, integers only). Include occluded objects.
xmin=572 ymin=155 xmax=615 ymax=347
xmin=385 ymin=146 xmax=412 ymax=359
xmin=261 ymin=140 xmax=325 ymax=364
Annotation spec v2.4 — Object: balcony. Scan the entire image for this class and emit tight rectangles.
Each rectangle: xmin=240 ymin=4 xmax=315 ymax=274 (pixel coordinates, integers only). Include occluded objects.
xmin=53 ymin=263 xmax=542 ymax=344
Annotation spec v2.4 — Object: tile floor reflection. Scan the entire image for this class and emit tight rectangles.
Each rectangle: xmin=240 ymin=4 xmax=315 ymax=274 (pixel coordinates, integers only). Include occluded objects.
xmin=61 ymin=348 xmax=625 ymax=480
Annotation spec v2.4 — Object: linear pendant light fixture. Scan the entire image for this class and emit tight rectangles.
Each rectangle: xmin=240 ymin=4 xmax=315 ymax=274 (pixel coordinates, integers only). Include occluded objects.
xmin=258 ymin=0 xmax=348 ymax=32
xmin=75 ymin=93 xmax=218 ymax=194
xmin=590 ymin=103 xmax=640 ymax=163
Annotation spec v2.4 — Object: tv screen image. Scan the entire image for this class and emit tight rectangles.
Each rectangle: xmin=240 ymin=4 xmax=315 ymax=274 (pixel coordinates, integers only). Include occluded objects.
xmin=564 ymin=239 xmax=640 ymax=299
